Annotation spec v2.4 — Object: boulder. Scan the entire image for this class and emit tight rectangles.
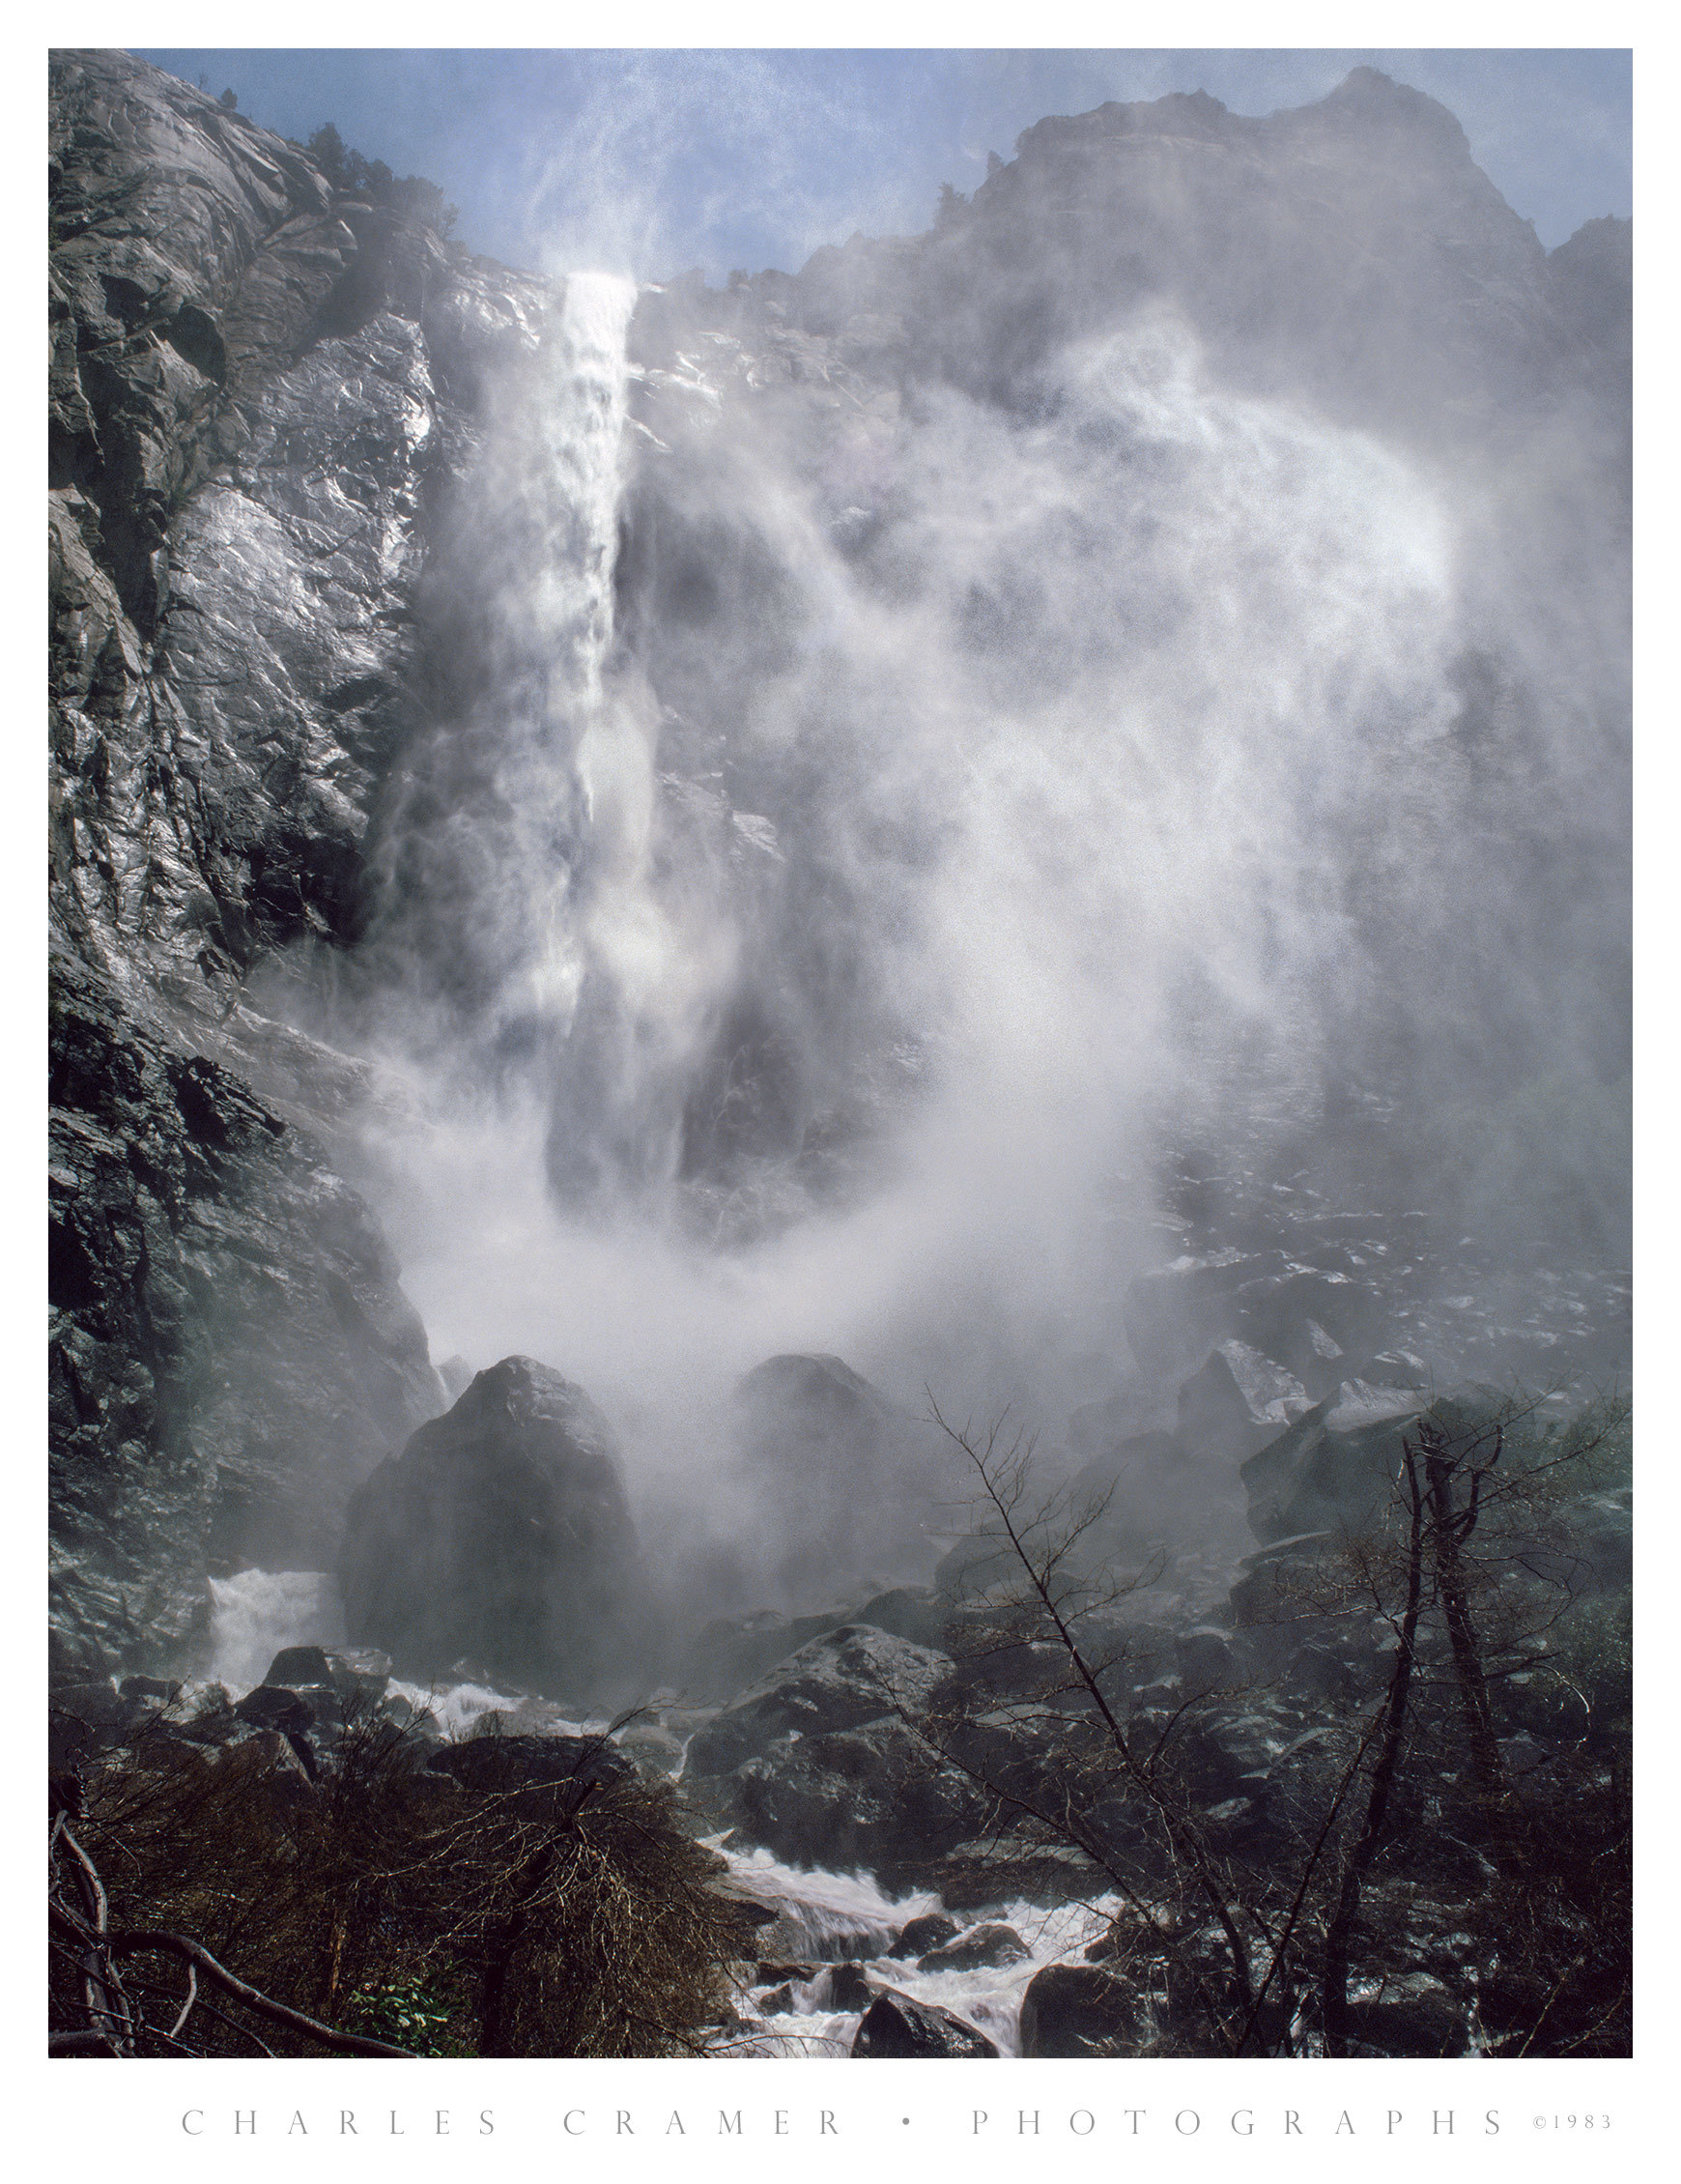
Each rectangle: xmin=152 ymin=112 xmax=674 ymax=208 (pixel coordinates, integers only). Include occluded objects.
xmin=1179 ymin=1343 xmax=1313 ymax=1464
xmin=731 ymin=1354 xmax=945 ymax=1605
xmin=234 ymin=1683 xmax=321 ymax=1738
xmin=722 ymin=1714 xmax=987 ymax=1876
xmin=851 ymin=1989 xmax=998 ymax=2057
xmin=338 ymin=1357 xmax=646 ymax=1700
xmin=424 ymin=1733 xmax=635 ymax=1801
xmin=1240 ymin=1390 xmax=1422 ymax=1544
xmin=685 ymin=1624 xmax=954 ymax=1776
xmin=821 ymin=1962 xmax=874 ymax=2011
xmin=917 ymin=1921 xmax=1029 ymax=1972
xmin=896 ymin=1912 xmax=959 ymax=1956
xmin=1018 ymin=1962 xmax=1142 ymax=2056
xmin=119 ymin=1675 xmax=185 ymax=1705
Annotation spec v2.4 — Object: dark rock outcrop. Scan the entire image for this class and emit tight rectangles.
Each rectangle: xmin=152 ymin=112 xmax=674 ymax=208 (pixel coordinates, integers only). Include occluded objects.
xmin=682 ymin=1624 xmax=978 ymax=1874
xmin=850 ymin=1989 xmax=998 ymax=2057
xmin=424 ymin=1733 xmax=636 ymax=1802
xmin=49 ymin=950 xmax=441 ymax=1679
xmin=683 ymin=1623 xmax=953 ymax=1777
xmin=1018 ymin=1961 xmax=1143 ymax=2056
xmin=723 ymin=1713 xmax=987 ymax=1878
xmin=338 ymin=1357 xmax=646 ymax=1699
xmin=1239 ymin=1383 xmax=1428 ymax=1545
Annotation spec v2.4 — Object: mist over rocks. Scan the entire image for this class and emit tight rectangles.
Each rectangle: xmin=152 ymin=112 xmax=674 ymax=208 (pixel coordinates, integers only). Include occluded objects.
xmin=47 ymin=47 xmax=1626 ymax=1765
xmin=339 ymin=1355 xmax=648 ymax=1700
xmin=727 ymin=1355 xmax=951 ymax=1609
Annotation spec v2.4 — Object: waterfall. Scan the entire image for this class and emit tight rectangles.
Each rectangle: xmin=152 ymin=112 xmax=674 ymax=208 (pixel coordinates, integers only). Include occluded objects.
xmin=344 ymin=272 xmax=1627 ymax=1561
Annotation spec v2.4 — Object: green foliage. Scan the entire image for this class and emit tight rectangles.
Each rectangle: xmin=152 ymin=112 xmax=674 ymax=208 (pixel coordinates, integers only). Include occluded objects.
xmin=306 ymin=122 xmax=458 ymax=238
xmin=345 ymin=1970 xmax=472 ymax=2057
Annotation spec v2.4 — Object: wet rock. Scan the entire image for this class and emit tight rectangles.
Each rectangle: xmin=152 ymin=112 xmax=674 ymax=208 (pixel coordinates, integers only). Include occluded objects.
xmin=917 ymin=1921 xmax=1029 ymax=1972
xmin=850 ymin=1989 xmax=998 ymax=2057
xmin=1179 ymin=1343 xmax=1313 ymax=1464
xmin=755 ymin=1961 xmax=821 ymax=1984
xmin=263 ymin=1645 xmax=390 ymax=1713
xmin=425 ymin=1733 xmax=635 ymax=1800
xmin=821 ymin=1962 xmax=874 ymax=2010
xmin=339 ymin=1357 xmax=647 ymax=1701
xmin=1240 ymin=1393 xmax=1422 ymax=1545
xmin=1344 ymin=1971 xmax=1469 ymax=2056
xmin=49 ymin=953 xmax=442 ymax=1680
xmin=1019 ymin=1961 xmax=1143 ymax=2055
xmin=119 ymin=1675 xmax=184 ymax=1705
xmin=684 ymin=1624 xmax=954 ymax=1777
xmin=721 ymin=1714 xmax=986 ymax=1877
xmin=234 ymin=1683 xmax=321 ymax=1738
xmin=896 ymin=1912 xmax=959 ymax=1956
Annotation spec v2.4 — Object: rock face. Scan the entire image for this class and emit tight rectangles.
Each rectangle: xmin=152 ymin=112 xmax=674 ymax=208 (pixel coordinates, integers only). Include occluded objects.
xmin=49 ymin=950 xmax=441 ymax=1679
xmin=338 ymin=1358 xmax=646 ymax=1699
xmin=50 ymin=48 xmax=546 ymax=1001
xmin=47 ymin=49 xmax=554 ymax=1678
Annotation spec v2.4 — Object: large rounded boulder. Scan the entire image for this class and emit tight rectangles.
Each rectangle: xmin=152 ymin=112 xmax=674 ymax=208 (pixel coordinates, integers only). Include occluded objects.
xmin=337 ymin=1357 xmax=645 ymax=1700
xmin=731 ymin=1354 xmax=947 ymax=1606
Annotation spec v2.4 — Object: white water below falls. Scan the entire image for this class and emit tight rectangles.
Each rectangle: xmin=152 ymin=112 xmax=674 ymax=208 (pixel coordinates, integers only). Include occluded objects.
xmin=207 ymin=1568 xmax=1113 ymax=2055
xmin=721 ymin=1849 xmax=1119 ymax=2056
xmin=206 ymin=1567 xmax=344 ymax=1690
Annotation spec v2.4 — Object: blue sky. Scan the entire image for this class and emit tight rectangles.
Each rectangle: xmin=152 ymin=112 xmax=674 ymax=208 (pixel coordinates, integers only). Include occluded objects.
xmin=133 ymin=47 xmax=1633 ymax=283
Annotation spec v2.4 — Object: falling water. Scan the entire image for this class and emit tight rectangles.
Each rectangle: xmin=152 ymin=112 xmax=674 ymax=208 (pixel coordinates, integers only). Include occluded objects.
xmin=336 ymin=269 xmax=1626 ymax=1572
